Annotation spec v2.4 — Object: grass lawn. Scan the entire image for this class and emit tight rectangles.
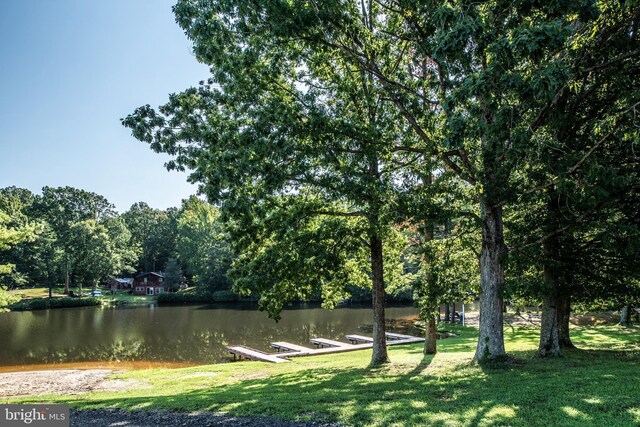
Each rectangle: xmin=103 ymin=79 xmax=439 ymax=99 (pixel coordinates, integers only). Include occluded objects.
xmin=5 ymin=323 xmax=640 ymax=426
xmin=100 ymin=291 xmax=156 ymax=305
xmin=7 ymin=286 xmax=67 ymax=299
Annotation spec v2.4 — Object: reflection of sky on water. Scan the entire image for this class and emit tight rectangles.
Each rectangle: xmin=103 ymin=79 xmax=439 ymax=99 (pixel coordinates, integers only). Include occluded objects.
xmin=0 ymin=303 xmax=418 ymax=366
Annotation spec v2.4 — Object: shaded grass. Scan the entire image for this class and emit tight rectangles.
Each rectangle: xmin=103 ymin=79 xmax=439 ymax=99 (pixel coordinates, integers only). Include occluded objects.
xmin=5 ymin=324 xmax=640 ymax=426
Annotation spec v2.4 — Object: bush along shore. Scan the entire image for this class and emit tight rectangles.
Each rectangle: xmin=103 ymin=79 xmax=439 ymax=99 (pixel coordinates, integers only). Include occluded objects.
xmin=157 ymin=290 xmax=250 ymax=304
xmin=8 ymin=297 xmax=101 ymax=311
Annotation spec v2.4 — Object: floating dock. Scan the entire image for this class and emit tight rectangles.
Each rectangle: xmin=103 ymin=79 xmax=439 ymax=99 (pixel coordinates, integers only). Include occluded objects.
xmin=345 ymin=334 xmax=375 ymax=344
xmin=271 ymin=342 xmax=314 ymax=353
xmin=228 ymin=333 xmax=424 ymax=363
xmin=227 ymin=345 xmax=290 ymax=363
xmin=309 ymin=338 xmax=351 ymax=348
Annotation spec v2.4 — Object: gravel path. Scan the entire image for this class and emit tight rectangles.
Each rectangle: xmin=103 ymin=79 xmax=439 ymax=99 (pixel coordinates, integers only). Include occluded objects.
xmin=70 ymin=409 xmax=341 ymax=427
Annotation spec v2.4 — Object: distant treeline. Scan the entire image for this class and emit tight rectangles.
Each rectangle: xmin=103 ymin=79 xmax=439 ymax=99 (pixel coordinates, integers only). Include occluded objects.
xmin=0 ymin=186 xmax=233 ymax=297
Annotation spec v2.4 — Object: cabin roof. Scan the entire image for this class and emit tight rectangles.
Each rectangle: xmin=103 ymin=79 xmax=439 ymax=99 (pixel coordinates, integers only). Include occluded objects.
xmin=136 ymin=271 xmax=165 ymax=278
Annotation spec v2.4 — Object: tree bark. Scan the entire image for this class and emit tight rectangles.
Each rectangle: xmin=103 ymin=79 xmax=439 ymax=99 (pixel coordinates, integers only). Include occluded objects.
xmin=557 ymin=295 xmax=575 ymax=348
xmin=424 ymin=313 xmax=437 ymax=355
xmin=538 ymin=206 xmax=562 ymax=357
xmin=420 ymin=198 xmax=437 ymax=355
xmin=474 ymin=198 xmax=507 ymax=361
xmin=451 ymin=302 xmax=456 ymax=322
xmin=444 ymin=303 xmax=450 ymax=323
xmin=370 ymin=234 xmax=388 ymax=365
xmin=538 ymin=295 xmax=561 ymax=357
xmin=619 ymin=304 xmax=633 ymax=327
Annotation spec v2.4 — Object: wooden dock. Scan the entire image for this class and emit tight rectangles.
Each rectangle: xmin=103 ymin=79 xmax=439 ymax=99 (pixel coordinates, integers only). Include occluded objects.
xmin=309 ymin=338 xmax=350 ymax=348
xmin=227 ymin=332 xmax=425 ymax=363
xmin=385 ymin=332 xmax=419 ymax=340
xmin=271 ymin=342 xmax=313 ymax=352
xmin=345 ymin=334 xmax=375 ymax=344
xmin=228 ymin=345 xmax=290 ymax=363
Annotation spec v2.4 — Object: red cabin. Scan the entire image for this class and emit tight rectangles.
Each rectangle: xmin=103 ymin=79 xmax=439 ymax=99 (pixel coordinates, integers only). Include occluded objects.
xmin=133 ymin=272 xmax=166 ymax=295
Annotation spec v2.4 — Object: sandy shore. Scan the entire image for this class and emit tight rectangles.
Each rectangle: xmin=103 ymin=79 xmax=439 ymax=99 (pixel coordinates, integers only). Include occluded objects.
xmin=0 ymin=369 xmax=149 ymax=397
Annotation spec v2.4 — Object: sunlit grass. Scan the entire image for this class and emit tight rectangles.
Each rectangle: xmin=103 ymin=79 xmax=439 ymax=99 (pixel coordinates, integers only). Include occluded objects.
xmin=7 ymin=287 xmax=67 ymax=298
xmin=5 ymin=324 xmax=640 ymax=426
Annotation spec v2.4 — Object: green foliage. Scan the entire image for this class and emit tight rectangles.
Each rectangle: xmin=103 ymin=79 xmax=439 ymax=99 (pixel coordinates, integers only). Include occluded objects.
xmin=176 ymin=196 xmax=232 ymax=292
xmin=503 ymin=0 xmax=640 ymax=310
xmin=67 ymin=219 xmax=135 ymax=291
xmin=0 ymin=188 xmax=40 ymax=277
xmin=163 ymin=258 xmax=183 ymax=291
xmin=156 ymin=290 xmax=242 ymax=304
xmin=122 ymin=202 xmax=177 ymax=273
xmin=0 ymin=188 xmax=42 ymax=308
xmin=408 ymin=225 xmax=480 ymax=319
xmin=8 ymin=297 xmax=101 ymax=311
xmin=156 ymin=292 xmax=213 ymax=304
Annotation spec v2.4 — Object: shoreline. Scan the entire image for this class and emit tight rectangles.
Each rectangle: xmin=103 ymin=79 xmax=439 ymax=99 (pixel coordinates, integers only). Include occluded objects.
xmin=0 ymin=360 xmax=198 ymax=373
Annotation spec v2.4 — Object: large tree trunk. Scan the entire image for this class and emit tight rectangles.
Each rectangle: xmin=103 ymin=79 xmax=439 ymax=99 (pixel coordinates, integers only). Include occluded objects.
xmin=370 ymin=234 xmax=388 ymax=365
xmin=538 ymin=202 xmax=561 ymax=357
xmin=619 ymin=304 xmax=633 ymax=327
xmin=474 ymin=198 xmax=507 ymax=361
xmin=538 ymin=295 xmax=561 ymax=357
xmin=557 ymin=295 xmax=575 ymax=348
xmin=420 ymin=200 xmax=437 ymax=355
xmin=424 ymin=313 xmax=437 ymax=355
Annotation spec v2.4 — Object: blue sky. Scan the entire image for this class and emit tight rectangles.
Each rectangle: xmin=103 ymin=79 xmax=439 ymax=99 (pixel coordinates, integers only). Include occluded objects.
xmin=0 ymin=0 xmax=209 ymax=212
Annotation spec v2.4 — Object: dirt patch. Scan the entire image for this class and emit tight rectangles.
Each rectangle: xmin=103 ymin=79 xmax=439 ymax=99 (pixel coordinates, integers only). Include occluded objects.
xmin=0 ymin=369 xmax=149 ymax=397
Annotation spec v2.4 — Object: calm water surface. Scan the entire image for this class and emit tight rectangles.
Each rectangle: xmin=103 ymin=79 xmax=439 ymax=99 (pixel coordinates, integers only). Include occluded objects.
xmin=0 ymin=303 xmax=418 ymax=368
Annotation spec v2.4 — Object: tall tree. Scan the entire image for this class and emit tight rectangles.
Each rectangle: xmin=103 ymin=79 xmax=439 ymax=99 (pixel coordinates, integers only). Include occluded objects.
xmin=67 ymin=218 xmax=135 ymax=294
xmin=166 ymin=0 xmax=638 ymax=361
xmin=122 ymin=202 xmax=177 ymax=273
xmin=123 ymin=0 xmax=430 ymax=366
xmin=34 ymin=186 xmax=117 ymax=293
xmin=0 ymin=187 xmax=43 ymax=287
xmin=0 ymin=190 xmax=39 ymax=307
xmin=501 ymin=2 xmax=640 ymax=356
xmin=163 ymin=257 xmax=184 ymax=292
xmin=176 ymin=196 xmax=232 ymax=293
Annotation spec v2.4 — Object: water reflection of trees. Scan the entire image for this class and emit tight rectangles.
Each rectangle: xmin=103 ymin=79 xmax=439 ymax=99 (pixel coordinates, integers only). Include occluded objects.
xmin=0 ymin=305 xmax=417 ymax=365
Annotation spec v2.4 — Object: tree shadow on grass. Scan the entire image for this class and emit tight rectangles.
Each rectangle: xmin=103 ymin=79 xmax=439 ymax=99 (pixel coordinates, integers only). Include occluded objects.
xmin=63 ymin=347 xmax=640 ymax=426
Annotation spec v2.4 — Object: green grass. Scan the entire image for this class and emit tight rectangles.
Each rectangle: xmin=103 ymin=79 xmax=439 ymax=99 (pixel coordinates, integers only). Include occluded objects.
xmin=7 ymin=286 xmax=67 ymax=299
xmin=100 ymin=291 xmax=156 ymax=305
xmin=4 ymin=324 xmax=640 ymax=426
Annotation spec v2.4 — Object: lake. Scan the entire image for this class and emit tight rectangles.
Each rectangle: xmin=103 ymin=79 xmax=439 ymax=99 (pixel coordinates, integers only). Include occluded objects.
xmin=0 ymin=303 xmax=419 ymax=370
